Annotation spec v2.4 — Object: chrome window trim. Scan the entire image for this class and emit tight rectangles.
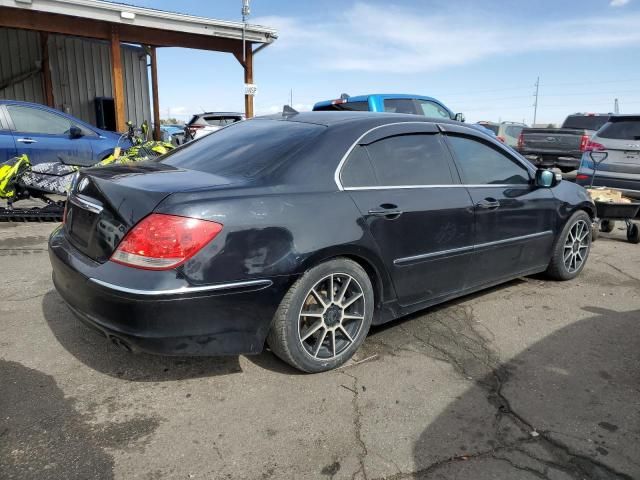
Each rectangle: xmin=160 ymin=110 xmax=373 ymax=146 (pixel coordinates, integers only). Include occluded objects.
xmin=334 ymin=121 xmax=532 ymax=191
xmin=89 ymin=278 xmax=273 ymax=296
xmin=69 ymin=195 xmax=103 ymax=214
xmin=394 ymin=230 xmax=553 ymax=266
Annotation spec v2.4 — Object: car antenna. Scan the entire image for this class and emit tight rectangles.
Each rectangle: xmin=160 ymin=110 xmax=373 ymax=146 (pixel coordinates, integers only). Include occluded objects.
xmin=283 ymin=105 xmax=299 ymax=116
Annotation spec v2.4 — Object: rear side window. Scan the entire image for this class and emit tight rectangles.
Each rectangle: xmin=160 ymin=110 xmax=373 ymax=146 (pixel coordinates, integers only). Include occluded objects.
xmin=313 ymin=101 xmax=369 ymax=112
xmin=446 ymin=135 xmax=529 ymax=185
xmin=364 ymin=134 xmax=454 ymax=186
xmin=340 ymin=146 xmax=377 ymax=187
xmin=383 ymin=99 xmax=418 ymax=115
xmin=161 ymin=120 xmax=323 ymax=177
xmin=562 ymin=115 xmax=609 ymax=130
xmin=597 ymin=120 xmax=640 ymax=140
xmin=7 ymin=105 xmax=72 ymax=135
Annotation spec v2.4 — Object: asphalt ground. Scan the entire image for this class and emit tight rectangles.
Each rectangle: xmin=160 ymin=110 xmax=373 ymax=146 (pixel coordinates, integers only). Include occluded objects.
xmin=1 ymin=220 xmax=639 ymax=480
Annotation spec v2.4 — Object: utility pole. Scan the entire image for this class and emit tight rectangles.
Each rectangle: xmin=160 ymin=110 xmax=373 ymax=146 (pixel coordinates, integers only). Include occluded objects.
xmin=532 ymin=76 xmax=540 ymax=126
xmin=289 ymin=89 xmax=293 ymax=107
xmin=614 ymin=98 xmax=619 ymax=114
xmin=241 ymin=0 xmax=250 ymax=62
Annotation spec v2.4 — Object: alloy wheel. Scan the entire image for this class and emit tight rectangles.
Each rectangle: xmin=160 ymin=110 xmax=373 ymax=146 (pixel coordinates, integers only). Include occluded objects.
xmin=297 ymin=273 xmax=366 ymax=360
xmin=563 ymin=219 xmax=590 ymax=273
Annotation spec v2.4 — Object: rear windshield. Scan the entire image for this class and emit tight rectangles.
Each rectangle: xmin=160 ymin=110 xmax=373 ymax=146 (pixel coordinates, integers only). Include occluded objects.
xmin=597 ymin=119 xmax=640 ymax=140
xmin=204 ymin=116 xmax=241 ymax=126
xmin=313 ymin=101 xmax=369 ymax=112
xmin=562 ymin=115 xmax=609 ymax=130
xmin=160 ymin=120 xmax=324 ymax=177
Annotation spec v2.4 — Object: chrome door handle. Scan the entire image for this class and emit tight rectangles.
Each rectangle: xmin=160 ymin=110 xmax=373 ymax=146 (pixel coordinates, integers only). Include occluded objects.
xmin=368 ymin=204 xmax=403 ymax=219
xmin=16 ymin=138 xmax=37 ymax=144
xmin=476 ymin=198 xmax=500 ymax=210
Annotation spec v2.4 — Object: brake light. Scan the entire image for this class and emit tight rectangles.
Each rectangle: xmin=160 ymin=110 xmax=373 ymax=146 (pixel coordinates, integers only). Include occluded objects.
xmin=496 ymin=135 xmax=505 ymax=143
xmin=517 ymin=133 xmax=524 ymax=149
xmin=331 ymin=99 xmax=347 ymax=105
xmin=579 ymin=134 xmax=590 ymax=152
xmin=584 ymin=140 xmax=606 ymax=152
xmin=576 ymin=174 xmax=591 ymax=181
xmin=111 ymin=214 xmax=223 ymax=270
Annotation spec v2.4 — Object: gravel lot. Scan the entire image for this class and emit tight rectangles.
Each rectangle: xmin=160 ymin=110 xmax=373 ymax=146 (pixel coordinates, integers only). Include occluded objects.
xmin=1 ymin=221 xmax=639 ymax=480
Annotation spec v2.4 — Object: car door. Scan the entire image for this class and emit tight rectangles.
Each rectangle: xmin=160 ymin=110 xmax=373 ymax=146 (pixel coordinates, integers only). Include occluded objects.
xmin=441 ymin=124 xmax=557 ymax=287
xmin=339 ymin=122 xmax=475 ymax=307
xmin=0 ymin=106 xmax=17 ymax=163
xmin=5 ymin=104 xmax=93 ymax=165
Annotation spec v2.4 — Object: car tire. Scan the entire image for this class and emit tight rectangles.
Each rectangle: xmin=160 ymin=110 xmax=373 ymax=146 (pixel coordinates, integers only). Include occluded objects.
xmin=267 ymin=258 xmax=374 ymax=373
xmin=546 ymin=210 xmax=592 ymax=281
xmin=600 ymin=220 xmax=615 ymax=233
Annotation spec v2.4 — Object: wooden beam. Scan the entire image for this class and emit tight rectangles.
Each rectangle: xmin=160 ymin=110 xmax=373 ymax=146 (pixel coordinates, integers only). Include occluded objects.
xmin=149 ymin=46 xmax=161 ymax=141
xmin=109 ymin=25 xmax=126 ymax=132
xmin=0 ymin=7 xmax=244 ymax=54
xmin=39 ymin=32 xmax=54 ymax=107
xmin=243 ymin=43 xmax=254 ymax=119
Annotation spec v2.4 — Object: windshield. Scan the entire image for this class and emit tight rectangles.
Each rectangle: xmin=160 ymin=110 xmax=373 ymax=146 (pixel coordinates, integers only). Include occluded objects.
xmin=562 ymin=115 xmax=609 ymax=130
xmin=160 ymin=120 xmax=324 ymax=178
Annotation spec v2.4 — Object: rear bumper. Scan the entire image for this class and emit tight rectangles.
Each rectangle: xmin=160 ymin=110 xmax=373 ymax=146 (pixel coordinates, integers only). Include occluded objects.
xmin=48 ymin=227 xmax=294 ymax=356
xmin=521 ymin=153 xmax=581 ymax=169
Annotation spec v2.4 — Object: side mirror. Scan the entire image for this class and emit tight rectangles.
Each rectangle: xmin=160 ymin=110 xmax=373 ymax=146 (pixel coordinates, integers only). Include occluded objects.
xmin=69 ymin=126 xmax=83 ymax=138
xmin=454 ymin=112 xmax=466 ymax=123
xmin=535 ymin=169 xmax=560 ymax=188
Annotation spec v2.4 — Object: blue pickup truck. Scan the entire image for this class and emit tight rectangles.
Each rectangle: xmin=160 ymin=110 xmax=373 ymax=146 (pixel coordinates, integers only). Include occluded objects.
xmin=313 ymin=93 xmax=465 ymax=122
xmin=0 ymin=100 xmax=126 ymax=166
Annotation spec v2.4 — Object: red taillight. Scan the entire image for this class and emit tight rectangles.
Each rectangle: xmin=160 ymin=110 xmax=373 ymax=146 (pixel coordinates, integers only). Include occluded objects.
xmin=579 ymin=134 xmax=590 ymax=152
xmin=331 ymin=99 xmax=347 ymax=105
xmin=517 ymin=133 xmax=524 ymax=149
xmin=111 ymin=213 xmax=223 ymax=270
xmin=576 ymin=174 xmax=591 ymax=181
xmin=496 ymin=135 xmax=505 ymax=143
xmin=584 ymin=140 xmax=606 ymax=152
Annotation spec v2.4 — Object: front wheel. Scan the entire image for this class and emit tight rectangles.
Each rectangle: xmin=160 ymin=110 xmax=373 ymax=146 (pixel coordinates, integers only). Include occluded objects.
xmin=546 ymin=211 xmax=592 ymax=280
xmin=267 ymin=258 xmax=374 ymax=373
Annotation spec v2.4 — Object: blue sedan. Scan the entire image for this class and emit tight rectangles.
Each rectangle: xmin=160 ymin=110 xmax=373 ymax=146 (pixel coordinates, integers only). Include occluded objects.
xmin=0 ymin=100 xmax=128 ymax=166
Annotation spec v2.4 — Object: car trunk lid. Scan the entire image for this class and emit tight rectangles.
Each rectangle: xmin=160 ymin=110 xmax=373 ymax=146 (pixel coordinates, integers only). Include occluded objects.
xmin=64 ymin=162 xmax=233 ymax=262
xmin=520 ymin=128 xmax=585 ymax=153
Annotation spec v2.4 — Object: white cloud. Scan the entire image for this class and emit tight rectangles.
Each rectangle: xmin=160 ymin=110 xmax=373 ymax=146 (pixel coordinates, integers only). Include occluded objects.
xmin=254 ymin=2 xmax=640 ymax=74
xmin=610 ymin=0 xmax=630 ymax=6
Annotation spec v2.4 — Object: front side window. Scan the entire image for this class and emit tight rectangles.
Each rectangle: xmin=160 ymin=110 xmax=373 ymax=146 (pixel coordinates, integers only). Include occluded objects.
xmin=7 ymin=105 xmax=72 ymax=135
xmin=416 ymin=100 xmax=451 ymax=119
xmin=446 ymin=135 xmax=530 ymax=185
xmin=364 ymin=134 xmax=454 ymax=186
xmin=383 ymin=99 xmax=418 ymax=115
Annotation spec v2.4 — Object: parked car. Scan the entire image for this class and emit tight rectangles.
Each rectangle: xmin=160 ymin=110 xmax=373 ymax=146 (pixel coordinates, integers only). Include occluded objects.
xmin=476 ymin=121 xmax=527 ymax=147
xmin=517 ymin=113 xmax=611 ymax=172
xmin=184 ymin=112 xmax=244 ymax=141
xmin=576 ymin=114 xmax=640 ymax=201
xmin=0 ymin=100 xmax=127 ymax=166
xmin=313 ymin=93 xmax=465 ymax=122
xmin=160 ymin=124 xmax=185 ymax=146
xmin=49 ymin=111 xmax=595 ymax=373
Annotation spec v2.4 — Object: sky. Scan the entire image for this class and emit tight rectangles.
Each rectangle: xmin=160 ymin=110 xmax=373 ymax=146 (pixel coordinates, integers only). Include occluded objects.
xmin=124 ymin=0 xmax=640 ymax=125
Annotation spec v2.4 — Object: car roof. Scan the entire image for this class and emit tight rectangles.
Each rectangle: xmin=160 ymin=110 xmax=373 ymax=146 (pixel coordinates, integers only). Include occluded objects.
xmin=255 ymin=110 xmax=460 ymax=128
xmin=313 ymin=93 xmax=446 ymax=108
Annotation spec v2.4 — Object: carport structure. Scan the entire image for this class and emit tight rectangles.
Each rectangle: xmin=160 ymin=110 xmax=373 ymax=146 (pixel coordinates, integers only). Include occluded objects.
xmin=0 ymin=0 xmax=277 ymax=138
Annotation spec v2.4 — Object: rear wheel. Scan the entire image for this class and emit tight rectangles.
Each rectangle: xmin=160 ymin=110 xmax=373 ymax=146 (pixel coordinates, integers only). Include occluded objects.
xmin=546 ymin=211 xmax=592 ymax=280
xmin=267 ymin=258 xmax=374 ymax=373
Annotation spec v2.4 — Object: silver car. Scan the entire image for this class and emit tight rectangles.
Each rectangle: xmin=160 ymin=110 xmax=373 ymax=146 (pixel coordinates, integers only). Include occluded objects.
xmin=576 ymin=115 xmax=640 ymax=200
xmin=476 ymin=121 xmax=527 ymax=148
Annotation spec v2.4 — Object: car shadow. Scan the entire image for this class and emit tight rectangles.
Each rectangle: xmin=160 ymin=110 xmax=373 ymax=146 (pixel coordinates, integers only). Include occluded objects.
xmin=408 ymin=306 xmax=640 ymax=478
xmin=41 ymin=290 xmax=244 ymax=381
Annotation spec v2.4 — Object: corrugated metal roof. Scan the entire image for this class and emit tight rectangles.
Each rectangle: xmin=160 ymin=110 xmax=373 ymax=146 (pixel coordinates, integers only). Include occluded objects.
xmin=0 ymin=0 xmax=278 ymax=44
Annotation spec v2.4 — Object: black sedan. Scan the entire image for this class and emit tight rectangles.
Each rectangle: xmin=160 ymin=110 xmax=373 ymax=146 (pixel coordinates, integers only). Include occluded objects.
xmin=49 ymin=112 xmax=596 ymax=372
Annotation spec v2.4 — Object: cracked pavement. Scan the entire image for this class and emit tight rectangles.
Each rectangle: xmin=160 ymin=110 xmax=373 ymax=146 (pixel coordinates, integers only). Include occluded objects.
xmin=1 ymin=222 xmax=639 ymax=479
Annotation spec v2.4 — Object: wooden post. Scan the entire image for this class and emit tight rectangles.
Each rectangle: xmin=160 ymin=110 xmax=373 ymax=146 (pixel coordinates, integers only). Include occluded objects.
xmin=149 ymin=46 xmax=161 ymax=140
xmin=39 ymin=32 xmax=54 ymax=108
xmin=109 ymin=25 xmax=126 ymax=132
xmin=243 ymin=43 xmax=254 ymax=119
